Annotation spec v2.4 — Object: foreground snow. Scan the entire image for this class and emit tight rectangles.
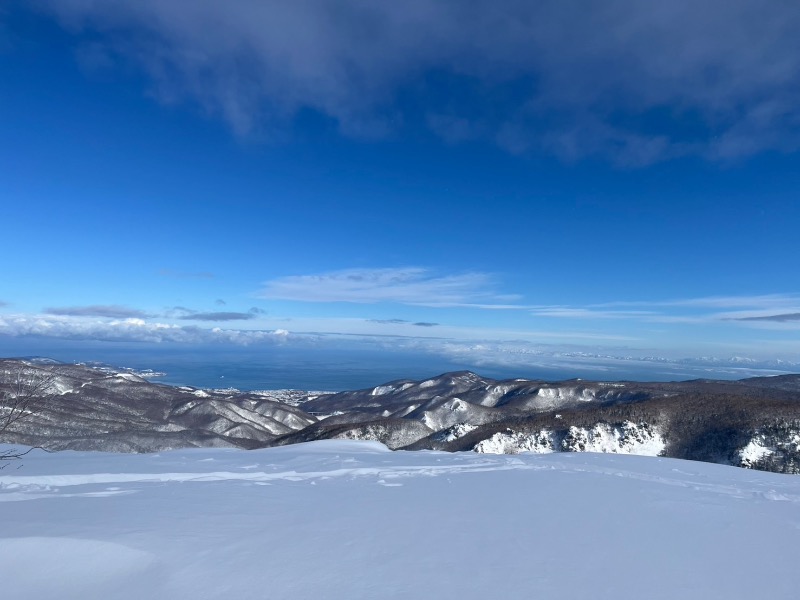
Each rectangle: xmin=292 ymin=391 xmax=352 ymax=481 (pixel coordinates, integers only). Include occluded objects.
xmin=1 ymin=442 xmax=799 ymax=599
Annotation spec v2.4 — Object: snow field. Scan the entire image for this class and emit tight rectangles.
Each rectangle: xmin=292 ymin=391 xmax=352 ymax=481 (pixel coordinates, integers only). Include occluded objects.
xmin=2 ymin=441 xmax=800 ymax=599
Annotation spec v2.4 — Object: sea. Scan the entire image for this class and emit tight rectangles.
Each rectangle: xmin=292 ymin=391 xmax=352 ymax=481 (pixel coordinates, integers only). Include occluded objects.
xmin=0 ymin=340 xmax=562 ymax=391
xmin=0 ymin=337 xmax=790 ymax=392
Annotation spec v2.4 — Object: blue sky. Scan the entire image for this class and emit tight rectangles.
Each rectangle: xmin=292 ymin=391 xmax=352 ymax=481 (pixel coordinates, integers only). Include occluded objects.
xmin=1 ymin=1 xmax=800 ymax=372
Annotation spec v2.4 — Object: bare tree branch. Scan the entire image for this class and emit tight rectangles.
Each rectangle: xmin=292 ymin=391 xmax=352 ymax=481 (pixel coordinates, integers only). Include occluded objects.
xmin=0 ymin=363 xmax=61 ymax=463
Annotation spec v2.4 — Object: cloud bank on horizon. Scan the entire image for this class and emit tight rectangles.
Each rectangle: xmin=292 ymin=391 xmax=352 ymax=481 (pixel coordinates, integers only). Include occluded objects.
xmin=40 ymin=0 xmax=800 ymax=165
xmin=1 ymin=267 xmax=799 ymax=364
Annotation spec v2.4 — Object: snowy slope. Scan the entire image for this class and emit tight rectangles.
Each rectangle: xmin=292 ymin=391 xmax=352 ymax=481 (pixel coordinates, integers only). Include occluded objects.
xmin=2 ymin=441 xmax=800 ymax=600
xmin=474 ymin=421 xmax=665 ymax=455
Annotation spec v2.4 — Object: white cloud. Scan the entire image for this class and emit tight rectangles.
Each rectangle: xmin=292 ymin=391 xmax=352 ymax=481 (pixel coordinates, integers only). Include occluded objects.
xmin=0 ymin=309 xmax=638 ymax=351
xmin=2 ymin=310 xmax=799 ymax=367
xmin=258 ymin=267 xmax=521 ymax=307
xmin=39 ymin=0 xmax=800 ymax=163
xmin=0 ymin=314 xmax=289 ymax=345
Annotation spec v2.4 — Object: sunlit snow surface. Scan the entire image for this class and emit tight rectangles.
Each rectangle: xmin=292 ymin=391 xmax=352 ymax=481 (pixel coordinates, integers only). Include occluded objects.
xmin=2 ymin=442 xmax=800 ymax=599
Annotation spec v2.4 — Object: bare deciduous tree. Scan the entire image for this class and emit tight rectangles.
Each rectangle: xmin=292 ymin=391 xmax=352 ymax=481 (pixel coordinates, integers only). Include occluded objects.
xmin=0 ymin=364 xmax=59 ymax=464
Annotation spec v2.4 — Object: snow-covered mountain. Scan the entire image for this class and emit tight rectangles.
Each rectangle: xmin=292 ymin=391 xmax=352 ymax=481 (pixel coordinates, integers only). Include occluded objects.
xmin=2 ymin=441 xmax=799 ymax=599
xmin=294 ymin=370 xmax=800 ymax=472
xmin=0 ymin=359 xmax=316 ymax=452
xmin=3 ymin=358 xmax=800 ymax=473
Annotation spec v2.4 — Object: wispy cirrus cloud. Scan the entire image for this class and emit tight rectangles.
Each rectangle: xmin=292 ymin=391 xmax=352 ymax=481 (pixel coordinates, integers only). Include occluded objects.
xmin=530 ymin=307 xmax=656 ymax=319
xmin=594 ymin=294 xmax=800 ymax=310
xmin=531 ymin=294 xmax=800 ymax=327
xmin=259 ymin=268 xmax=520 ymax=308
xmin=658 ymin=294 xmax=800 ymax=310
xmin=653 ymin=295 xmax=800 ymax=326
xmin=38 ymin=0 xmax=800 ymax=164
xmin=44 ymin=305 xmax=149 ymax=319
